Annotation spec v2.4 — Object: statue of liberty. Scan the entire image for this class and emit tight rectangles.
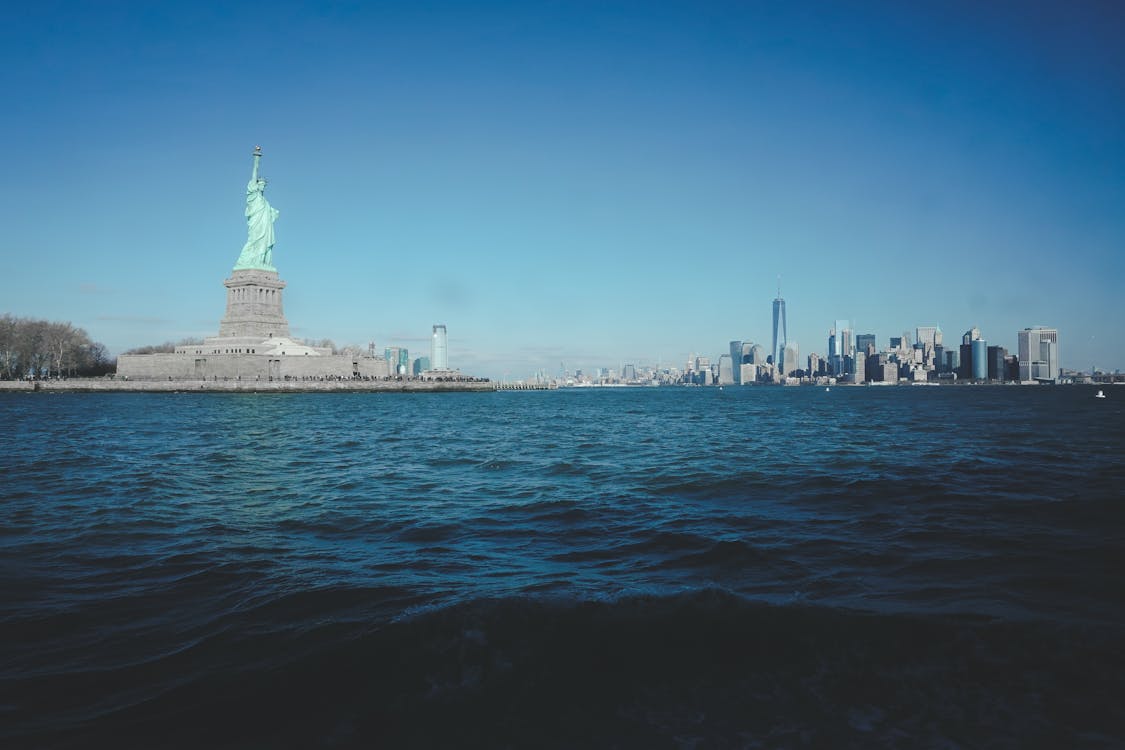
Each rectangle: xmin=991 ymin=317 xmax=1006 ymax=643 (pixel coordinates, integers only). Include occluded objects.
xmin=233 ymin=146 xmax=280 ymax=270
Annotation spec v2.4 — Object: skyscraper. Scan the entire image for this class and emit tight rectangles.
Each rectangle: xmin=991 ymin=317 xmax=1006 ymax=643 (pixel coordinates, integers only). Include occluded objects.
xmin=916 ymin=325 xmax=942 ymax=370
xmin=829 ymin=319 xmax=852 ymax=375
xmin=987 ymin=346 xmax=1007 ymax=381
xmin=384 ymin=346 xmax=409 ymax=375
xmin=972 ymin=339 xmax=989 ymax=380
xmin=960 ymin=326 xmax=981 ymax=379
xmin=1018 ymin=327 xmax=1059 ymax=382
xmin=916 ymin=326 xmax=942 ymax=350
xmin=772 ymin=278 xmax=787 ymax=370
xmin=945 ymin=348 xmax=960 ymax=374
xmin=782 ymin=342 xmax=799 ymax=378
xmin=431 ymin=324 xmax=448 ymax=370
xmin=729 ymin=341 xmax=743 ymax=384
xmin=717 ymin=355 xmax=734 ymax=385
xmin=831 ymin=320 xmax=852 ymax=357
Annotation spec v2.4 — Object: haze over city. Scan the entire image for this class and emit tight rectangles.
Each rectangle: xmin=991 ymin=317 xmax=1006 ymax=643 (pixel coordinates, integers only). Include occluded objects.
xmin=2 ymin=1 xmax=1123 ymax=379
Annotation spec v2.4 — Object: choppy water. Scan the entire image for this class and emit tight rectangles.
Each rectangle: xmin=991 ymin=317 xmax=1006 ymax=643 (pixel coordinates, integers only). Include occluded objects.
xmin=2 ymin=387 xmax=1123 ymax=748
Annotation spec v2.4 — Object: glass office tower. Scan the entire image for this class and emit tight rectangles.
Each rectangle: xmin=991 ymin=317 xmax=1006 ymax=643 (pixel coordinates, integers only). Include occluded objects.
xmin=431 ymin=324 xmax=448 ymax=370
xmin=772 ymin=289 xmax=787 ymax=368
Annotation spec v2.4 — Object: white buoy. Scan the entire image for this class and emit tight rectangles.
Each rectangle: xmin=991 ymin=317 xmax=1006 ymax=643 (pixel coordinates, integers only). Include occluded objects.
xmin=1096 ymin=389 xmax=1106 ymax=399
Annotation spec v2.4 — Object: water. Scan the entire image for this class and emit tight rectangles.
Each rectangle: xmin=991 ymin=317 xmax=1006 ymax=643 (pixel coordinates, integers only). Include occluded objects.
xmin=2 ymin=387 xmax=1123 ymax=748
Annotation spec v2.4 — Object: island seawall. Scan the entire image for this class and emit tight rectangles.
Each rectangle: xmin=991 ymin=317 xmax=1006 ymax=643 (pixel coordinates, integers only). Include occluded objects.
xmin=0 ymin=380 xmax=496 ymax=394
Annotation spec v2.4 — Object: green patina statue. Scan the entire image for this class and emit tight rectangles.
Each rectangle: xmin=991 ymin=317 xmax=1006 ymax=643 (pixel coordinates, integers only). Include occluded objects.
xmin=233 ymin=146 xmax=280 ymax=271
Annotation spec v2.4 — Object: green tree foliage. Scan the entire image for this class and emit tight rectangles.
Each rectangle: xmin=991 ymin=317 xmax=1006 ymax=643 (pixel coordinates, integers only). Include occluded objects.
xmin=0 ymin=314 xmax=114 ymax=379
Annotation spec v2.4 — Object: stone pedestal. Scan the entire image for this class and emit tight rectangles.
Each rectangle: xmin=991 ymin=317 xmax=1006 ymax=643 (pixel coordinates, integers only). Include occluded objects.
xmin=218 ymin=269 xmax=290 ymax=339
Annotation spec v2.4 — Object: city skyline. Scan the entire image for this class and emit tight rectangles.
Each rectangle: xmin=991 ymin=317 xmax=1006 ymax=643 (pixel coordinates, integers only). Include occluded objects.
xmin=526 ymin=321 xmax=1081 ymax=385
xmin=2 ymin=2 xmax=1124 ymax=380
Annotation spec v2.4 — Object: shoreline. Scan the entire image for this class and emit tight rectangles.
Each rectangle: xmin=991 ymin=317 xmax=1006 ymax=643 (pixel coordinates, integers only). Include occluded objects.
xmin=0 ymin=379 xmax=497 ymax=394
xmin=1 ymin=379 xmax=1113 ymax=393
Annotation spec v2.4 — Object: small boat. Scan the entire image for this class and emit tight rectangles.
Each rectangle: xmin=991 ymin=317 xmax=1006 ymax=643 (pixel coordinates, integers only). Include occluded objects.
xmin=825 ymin=387 xmax=830 ymax=392
xmin=1096 ymin=390 xmax=1106 ymax=399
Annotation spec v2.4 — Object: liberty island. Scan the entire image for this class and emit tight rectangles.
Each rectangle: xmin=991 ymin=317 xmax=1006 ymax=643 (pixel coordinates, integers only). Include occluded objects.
xmin=108 ymin=148 xmax=488 ymax=391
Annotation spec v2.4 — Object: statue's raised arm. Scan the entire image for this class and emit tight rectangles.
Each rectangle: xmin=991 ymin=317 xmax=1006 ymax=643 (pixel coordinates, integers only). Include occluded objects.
xmin=233 ymin=146 xmax=280 ymax=271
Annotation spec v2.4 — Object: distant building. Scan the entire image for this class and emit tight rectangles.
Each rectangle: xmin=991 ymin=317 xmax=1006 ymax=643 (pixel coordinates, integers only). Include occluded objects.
xmin=864 ymin=352 xmax=881 ymax=381
xmin=717 ymin=355 xmax=734 ymax=385
xmin=855 ymin=333 xmax=876 ymax=356
xmin=413 ymin=356 xmax=431 ymax=376
xmin=1018 ymin=326 xmax=1059 ymax=382
xmin=854 ymin=350 xmax=867 ymax=383
xmin=830 ymin=320 xmax=853 ymax=369
xmin=385 ymin=347 xmax=410 ymax=376
xmin=831 ymin=321 xmax=855 ymax=375
xmin=987 ymin=346 xmax=1007 ymax=381
xmin=881 ymin=361 xmax=898 ymax=383
xmin=729 ymin=341 xmax=743 ymax=384
xmin=1005 ymin=355 xmax=1020 ymax=381
xmin=623 ymin=363 xmax=637 ymax=381
xmin=916 ymin=326 xmax=942 ymax=350
xmin=945 ymin=348 xmax=960 ymax=375
xmin=971 ymin=339 xmax=988 ymax=380
xmin=913 ymin=326 xmax=941 ymax=371
xmin=431 ymin=324 xmax=448 ymax=370
xmin=772 ymin=283 xmax=787 ymax=370
xmin=807 ymin=352 xmax=821 ymax=376
xmin=958 ymin=327 xmax=981 ymax=380
xmin=782 ymin=342 xmax=799 ymax=378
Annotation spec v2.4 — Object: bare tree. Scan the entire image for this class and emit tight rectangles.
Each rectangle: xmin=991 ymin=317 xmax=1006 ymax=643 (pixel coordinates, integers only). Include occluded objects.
xmin=44 ymin=321 xmax=77 ymax=378
xmin=77 ymin=340 xmax=113 ymax=376
xmin=0 ymin=314 xmax=17 ymax=379
xmin=0 ymin=315 xmax=111 ymax=379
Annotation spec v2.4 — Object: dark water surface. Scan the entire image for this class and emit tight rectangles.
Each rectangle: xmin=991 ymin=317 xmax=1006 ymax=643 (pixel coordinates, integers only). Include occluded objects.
xmin=2 ymin=387 xmax=1123 ymax=748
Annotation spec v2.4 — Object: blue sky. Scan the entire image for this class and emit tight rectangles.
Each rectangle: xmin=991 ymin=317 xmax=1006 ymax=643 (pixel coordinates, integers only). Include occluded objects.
xmin=2 ymin=1 xmax=1123 ymax=378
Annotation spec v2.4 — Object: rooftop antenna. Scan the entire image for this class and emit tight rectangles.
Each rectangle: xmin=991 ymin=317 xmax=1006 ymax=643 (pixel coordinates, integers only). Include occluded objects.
xmin=777 ymin=274 xmax=781 ymax=298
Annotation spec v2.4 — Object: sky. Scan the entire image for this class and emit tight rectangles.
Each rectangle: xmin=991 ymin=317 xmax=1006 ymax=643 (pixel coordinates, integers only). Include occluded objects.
xmin=2 ymin=0 xmax=1123 ymax=379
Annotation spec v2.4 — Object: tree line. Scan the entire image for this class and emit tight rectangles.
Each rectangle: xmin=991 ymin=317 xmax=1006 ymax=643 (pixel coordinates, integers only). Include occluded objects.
xmin=0 ymin=314 xmax=114 ymax=379
xmin=120 ymin=337 xmax=203 ymax=355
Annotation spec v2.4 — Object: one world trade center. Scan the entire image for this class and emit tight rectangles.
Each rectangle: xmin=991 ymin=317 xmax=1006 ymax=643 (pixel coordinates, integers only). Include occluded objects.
xmin=772 ymin=277 xmax=787 ymax=369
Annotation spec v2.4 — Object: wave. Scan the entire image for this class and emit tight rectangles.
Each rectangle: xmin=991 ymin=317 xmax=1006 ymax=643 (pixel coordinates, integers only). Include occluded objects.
xmin=5 ymin=590 xmax=1122 ymax=749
